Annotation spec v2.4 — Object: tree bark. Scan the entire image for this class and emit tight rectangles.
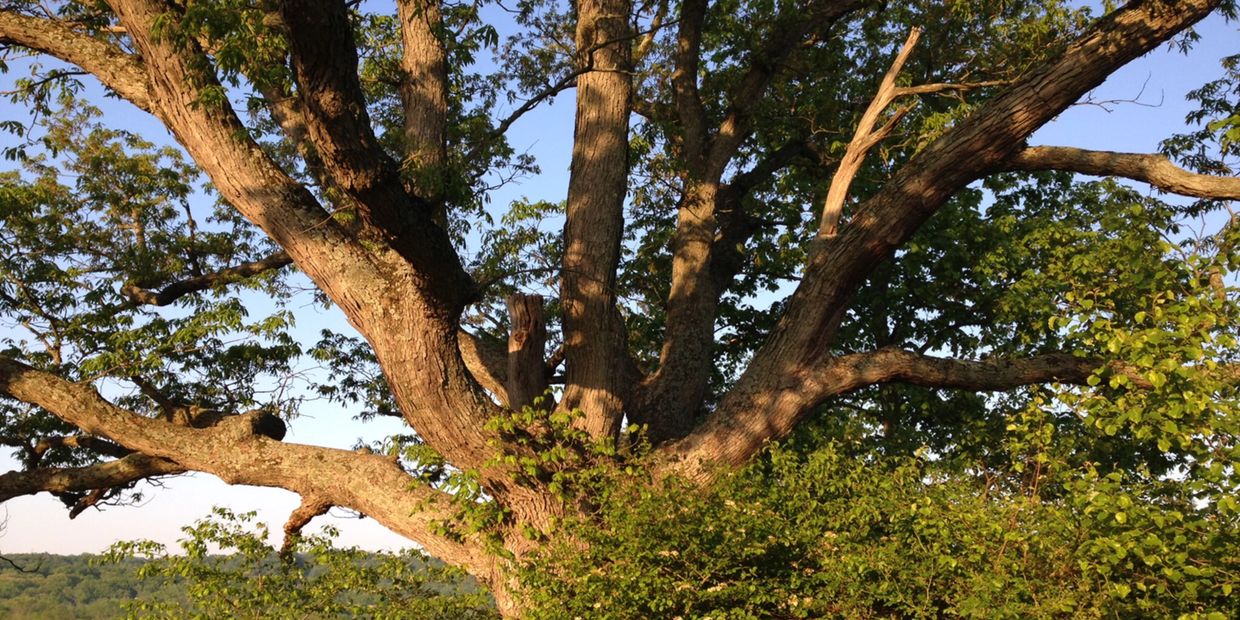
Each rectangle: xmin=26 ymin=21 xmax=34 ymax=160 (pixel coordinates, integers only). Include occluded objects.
xmin=506 ymin=294 xmax=549 ymax=410
xmin=1007 ymin=145 xmax=1240 ymax=200
xmin=661 ymin=0 xmax=1223 ymax=480
xmin=397 ymin=0 xmax=450 ymax=216
xmin=558 ymin=0 xmax=635 ymax=440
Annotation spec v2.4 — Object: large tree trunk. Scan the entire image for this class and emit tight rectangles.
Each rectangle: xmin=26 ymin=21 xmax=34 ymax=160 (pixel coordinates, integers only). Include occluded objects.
xmin=0 ymin=0 xmax=1233 ymax=616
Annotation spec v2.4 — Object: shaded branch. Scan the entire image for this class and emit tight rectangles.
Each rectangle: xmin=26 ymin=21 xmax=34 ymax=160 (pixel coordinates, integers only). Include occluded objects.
xmin=0 ymin=11 xmax=153 ymax=113
xmin=276 ymin=0 xmax=476 ymax=307
xmin=121 ymin=252 xmax=292 ymax=307
xmin=32 ymin=434 xmax=131 ymax=464
xmin=710 ymin=139 xmax=819 ymax=286
xmin=672 ymin=0 xmax=709 ymax=167
xmin=703 ymin=0 xmax=866 ymax=177
xmin=1006 ymin=146 xmax=1240 ymax=200
xmin=827 ymin=348 xmax=1141 ymax=392
xmin=634 ymin=2 xmax=868 ymax=438
xmin=0 ymin=453 xmax=184 ymax=504
xmin=892 ymin=79 xmax=1010 ymax=97
xmin=458 ymin=329 xmax=510 ymax=406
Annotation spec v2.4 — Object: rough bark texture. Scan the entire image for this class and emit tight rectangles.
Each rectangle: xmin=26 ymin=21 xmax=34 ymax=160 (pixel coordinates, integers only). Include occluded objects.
xmin=557 ymin=0 xmax=634 ymax=440
xmin=397 ymin=0 xmax=449 ymax=214
xmin=659 ymin=0 xmax=1223 ymax=480
xmin=0 ymin=11 xmax=153 ymax=112
xmin=0 ymin=0 xmax=1236 ymax=616
xmin=506 ymin=294 xmax=549 ymax=410
xmin=1008 ymin=145 xmax=1240 ymax=199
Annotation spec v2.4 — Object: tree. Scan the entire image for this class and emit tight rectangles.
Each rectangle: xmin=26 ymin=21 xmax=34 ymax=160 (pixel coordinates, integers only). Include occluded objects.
xmin=0 ymin=0 xmax=1238 ymax=615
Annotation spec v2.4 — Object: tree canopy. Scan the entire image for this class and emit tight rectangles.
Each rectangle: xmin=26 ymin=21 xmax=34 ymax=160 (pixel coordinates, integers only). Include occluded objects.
xmin=1 ymin=0 xmax=1239 ymax=616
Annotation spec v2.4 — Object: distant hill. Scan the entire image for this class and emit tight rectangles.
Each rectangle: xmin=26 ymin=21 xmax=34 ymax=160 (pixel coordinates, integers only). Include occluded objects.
xmin=0 ymin=553 xmax=169 ymax=619
xmin=0 ymin=551 xmax=494 ymax=619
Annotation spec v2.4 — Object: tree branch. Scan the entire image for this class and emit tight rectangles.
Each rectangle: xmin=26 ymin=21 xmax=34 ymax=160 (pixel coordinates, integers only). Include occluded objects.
xmin=121 ymin=252 xmax=292 ymax=307
xmin=818 ymin=27 xmax=921 ymax=239
xmin=664 ymin=0 xmax=1224 ymax=479
xmin=635 ymin=2 xmax=867 ymax=438
xmin=0 ymin=453 xmax=184 ymax=504
xmin=397 ymin=0 xmax=449 ymax=214
xmin=0 ymin=11 xmax=153 ymax=113
xmin=0 ymin=355 xmax=497 ymax=581
xmin=32 ymin=434 xmax=131 ymax=464
xmin=672 ymin=0 xmax=709 ymax=167
xmin=277 ymin=0 xmax=475 ymax=307
xmin=1006 ymin=145 xmax=1240 ymax=200
xmin=826 ymin=348 xmax=1143 ymax=393
xmin=703 ymin=0 xmax=866 ymax=178
xmin=557 ymin=0 xmax=635 ymax=439
xmin=457 ymin=329 xmax=510 ymax=405
xmin=280 ymin=494 xmax=333 ymax=555
xmin=470 ymin=66 xmax=590 ymax=163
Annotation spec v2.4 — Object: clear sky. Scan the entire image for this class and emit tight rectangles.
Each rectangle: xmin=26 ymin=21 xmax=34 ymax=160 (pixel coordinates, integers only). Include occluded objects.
xmin=0 ymin=8 xmax=1235 ymax=556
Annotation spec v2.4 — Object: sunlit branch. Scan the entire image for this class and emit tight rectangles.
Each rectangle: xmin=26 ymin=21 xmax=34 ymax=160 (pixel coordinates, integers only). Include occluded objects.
xmin=1006 ymin=146 xmax=1240 ymax=200
xmin=0 ymin=11 xmax=153 ymax=112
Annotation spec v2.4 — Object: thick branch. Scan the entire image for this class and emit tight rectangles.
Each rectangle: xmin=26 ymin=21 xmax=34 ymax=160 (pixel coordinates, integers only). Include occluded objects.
xmin=557 ymin=0 xmax=635 ymax=439
xmin=0 ymin=453 xmax=184 ymax=504
xmin=0 ymin=11 xmax=152 ymax=112
xmin=278 ymin=0 xmax=411 ymax=211
xmin=397 ymin=0 xmax=449 ymax=212
xmin=667 ymin=0 xmax=1224 ymax=478
xmin=1007 ymin=146 xmax=1240 ymax=200
xmin=121 ymin=252 xmax=292 ymax=307
xmin=0 ymin=356 xmax=496 ymax=581
xmin=277 ymin=0 xmax=474 ymax=307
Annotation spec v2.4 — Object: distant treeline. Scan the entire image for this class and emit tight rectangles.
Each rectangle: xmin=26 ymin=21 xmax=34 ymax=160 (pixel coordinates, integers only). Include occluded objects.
xmin=0 ymin=550 xmax=492 ymax=620
xmin=0 ymin=553 xmax=167 ymax=619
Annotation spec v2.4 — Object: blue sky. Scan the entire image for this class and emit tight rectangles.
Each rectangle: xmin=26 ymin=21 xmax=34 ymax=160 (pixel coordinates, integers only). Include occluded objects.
xmin=0 ymin=8 xmax=1236 ymax=556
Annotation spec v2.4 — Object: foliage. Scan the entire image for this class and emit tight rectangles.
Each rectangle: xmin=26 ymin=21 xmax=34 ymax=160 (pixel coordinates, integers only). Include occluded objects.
xmin=0 ymin=0 xmax=1239 ymax=616
xmin=102 ymin=507 xmax=496 ymax=619
xmin=518 ymin=436 xmax=1239 ymax=620
xmin=0 ymin=553 xmax=164 ymax=619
